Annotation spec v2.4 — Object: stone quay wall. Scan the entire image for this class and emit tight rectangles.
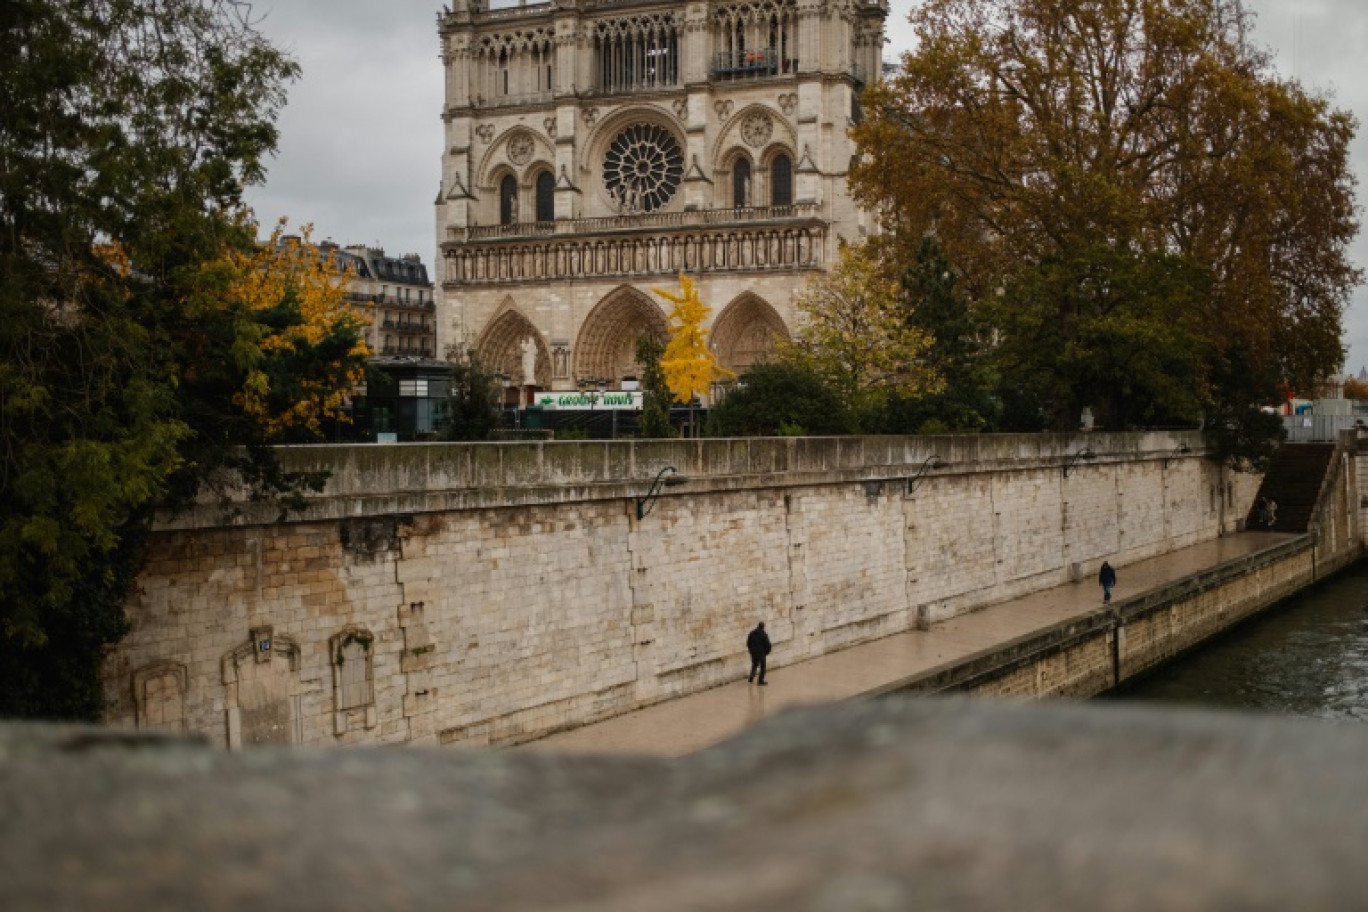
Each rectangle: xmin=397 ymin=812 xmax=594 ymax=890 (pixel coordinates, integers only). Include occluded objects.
xmin=881 ymin=430 xmax=1365 ymax=701
xmin=103 ymin=431 xmax=1256 ymax=749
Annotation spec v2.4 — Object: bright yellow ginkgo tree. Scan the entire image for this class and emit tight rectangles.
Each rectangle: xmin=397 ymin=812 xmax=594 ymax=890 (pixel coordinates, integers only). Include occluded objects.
xmin=652 ymin=272 xmax=734 ymax=404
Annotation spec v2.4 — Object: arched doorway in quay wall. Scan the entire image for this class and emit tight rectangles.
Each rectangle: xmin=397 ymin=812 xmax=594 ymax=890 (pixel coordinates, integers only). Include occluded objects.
xmin=573 ymin=286 xmax=669 ymax=387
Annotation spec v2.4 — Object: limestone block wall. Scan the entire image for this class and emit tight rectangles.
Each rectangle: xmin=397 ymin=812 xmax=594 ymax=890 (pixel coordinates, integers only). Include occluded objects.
xmin=105 ymin=431 xmax=1258 ymax=748
xmin=885 ymin=432 xmax=1366 ymax=702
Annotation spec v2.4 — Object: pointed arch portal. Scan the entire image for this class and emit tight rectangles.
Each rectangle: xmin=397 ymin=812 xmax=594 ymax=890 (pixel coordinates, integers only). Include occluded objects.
xmin=574 ymin=287 xmax=669 ymax=385
xmin=476 ymin=304 xmax=551 ymax=387
xmin=711 ymin=293 xmax=789 ymax=376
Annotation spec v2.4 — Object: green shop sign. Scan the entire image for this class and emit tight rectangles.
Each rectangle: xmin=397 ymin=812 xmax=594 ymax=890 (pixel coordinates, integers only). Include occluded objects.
xmin=537 ymin=391 xmax=644 ymax=410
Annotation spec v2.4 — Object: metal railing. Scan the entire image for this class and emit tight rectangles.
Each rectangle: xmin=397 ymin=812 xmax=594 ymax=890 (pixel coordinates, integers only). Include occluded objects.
xmin=345 ymin=293 xmax=435 ymax=311
xmin=710 ymin=48 xmax=797 ymax=80
xmin=1283 ymin=414 xmax=1368 ymax=442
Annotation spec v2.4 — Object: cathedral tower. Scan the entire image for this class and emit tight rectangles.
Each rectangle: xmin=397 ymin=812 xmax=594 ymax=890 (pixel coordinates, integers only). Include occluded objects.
xmin=436 ymin=0 xmax=887 ymax=392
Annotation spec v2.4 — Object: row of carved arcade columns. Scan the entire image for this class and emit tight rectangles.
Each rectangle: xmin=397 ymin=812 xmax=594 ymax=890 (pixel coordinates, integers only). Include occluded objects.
xmin=446 ymin=226 xmax=825 ymax=285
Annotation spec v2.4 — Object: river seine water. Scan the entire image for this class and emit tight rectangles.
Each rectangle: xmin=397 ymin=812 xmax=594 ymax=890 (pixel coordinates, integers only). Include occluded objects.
xmin=1109 ymin=562 xmax=1368 ymax=721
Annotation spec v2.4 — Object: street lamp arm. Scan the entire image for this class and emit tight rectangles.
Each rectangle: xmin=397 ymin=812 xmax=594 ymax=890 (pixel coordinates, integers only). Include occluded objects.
xmin=636 ymin=466 xmax=687 ymax=520
xmin=1063 ymin=448 xmax=1096 ymax=478
xmin=906 ymin=455 xmax=947 ymax=494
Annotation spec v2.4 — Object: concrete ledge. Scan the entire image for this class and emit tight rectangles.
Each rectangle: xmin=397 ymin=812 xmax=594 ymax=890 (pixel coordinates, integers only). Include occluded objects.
xmin=8 ymin=699 xmax=1368 ymax=910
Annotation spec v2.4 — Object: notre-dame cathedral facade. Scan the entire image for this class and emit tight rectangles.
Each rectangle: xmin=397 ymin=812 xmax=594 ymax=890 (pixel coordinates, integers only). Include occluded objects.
xmin=435 ymin=0 xmax=887 ymax=392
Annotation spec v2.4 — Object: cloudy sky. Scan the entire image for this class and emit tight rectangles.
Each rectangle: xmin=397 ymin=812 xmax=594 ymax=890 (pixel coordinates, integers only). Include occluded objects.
xmin=243 ymin=0 xmax=1368 ymax=373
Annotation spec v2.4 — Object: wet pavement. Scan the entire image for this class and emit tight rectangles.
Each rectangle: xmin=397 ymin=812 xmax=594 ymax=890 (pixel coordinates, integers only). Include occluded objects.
xmin=524 ymin=532 xmax=1293 ymax=757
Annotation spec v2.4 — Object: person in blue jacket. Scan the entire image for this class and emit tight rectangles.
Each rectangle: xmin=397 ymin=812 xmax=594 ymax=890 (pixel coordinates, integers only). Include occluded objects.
xmin=1099 ymin=561 xmax=1117 ymax=604
xmin=746 ymin=622 xmax=772 ymax=685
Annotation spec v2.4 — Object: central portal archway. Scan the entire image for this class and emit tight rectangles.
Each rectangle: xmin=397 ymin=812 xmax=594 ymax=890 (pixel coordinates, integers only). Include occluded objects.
xmin=573 ymin=286 xmax=669 ymax=386
xmin=711 ymin=292 xmax=789 ymax=376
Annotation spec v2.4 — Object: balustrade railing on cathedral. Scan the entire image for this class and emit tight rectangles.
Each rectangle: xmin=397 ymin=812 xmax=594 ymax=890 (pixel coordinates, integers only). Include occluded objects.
xmin=474 ymin=0 xmax=553 ymax=20
xmin=450 ymin=202 xmax=821 ymax=243
xmin=470 ymin=90 xmax=554 ymax=109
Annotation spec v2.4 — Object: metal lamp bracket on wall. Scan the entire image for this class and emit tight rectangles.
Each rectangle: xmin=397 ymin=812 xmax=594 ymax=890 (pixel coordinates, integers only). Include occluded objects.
xmin=636 ymin=466 xmax=688 ymax=520
xmin=1163 ymin=443 xmax=1192 ymax=468
xmin=1063 ymin=448 xmax=1096 ymax=478
xmin=906 ymin=455 xmax=947 ymax=494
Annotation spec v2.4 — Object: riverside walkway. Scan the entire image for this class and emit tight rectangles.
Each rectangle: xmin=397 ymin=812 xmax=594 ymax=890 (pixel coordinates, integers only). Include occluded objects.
xmin=526 ymin=531 xmax=1294 ymax=757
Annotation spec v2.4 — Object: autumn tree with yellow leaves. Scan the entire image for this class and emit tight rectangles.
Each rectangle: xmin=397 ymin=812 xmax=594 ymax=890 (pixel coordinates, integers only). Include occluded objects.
xmin=851 ymin=0 xmax=1358 ymax=459
xmin=786 ymin=242 xmax=942 ymax=423
xmin=0 ymin=1 xmax=371 ymax=718
xmin=219 ymin=221 xmax=371 ymax=439
xmin=653 ymin=273 xmax=734 ymax=404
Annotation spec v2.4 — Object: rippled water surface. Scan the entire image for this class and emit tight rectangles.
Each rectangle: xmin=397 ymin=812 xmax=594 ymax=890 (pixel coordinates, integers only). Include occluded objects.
xmin=1110 ymin=563 xmax=1368 ymax=721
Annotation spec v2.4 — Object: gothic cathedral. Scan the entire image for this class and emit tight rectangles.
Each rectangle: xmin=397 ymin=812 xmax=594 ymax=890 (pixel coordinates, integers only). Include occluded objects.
xmin=435 ymin=0 xmax=887 ymax=393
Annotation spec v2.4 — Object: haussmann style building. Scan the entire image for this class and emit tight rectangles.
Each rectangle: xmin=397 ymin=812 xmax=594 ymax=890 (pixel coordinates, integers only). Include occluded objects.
xmin=434 ymin=0 xmax=888 ymax=395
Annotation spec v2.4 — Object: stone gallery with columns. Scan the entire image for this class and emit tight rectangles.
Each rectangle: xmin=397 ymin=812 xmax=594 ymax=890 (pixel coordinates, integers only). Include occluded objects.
xmin=434 ymin=0 xmax=887 ymax=395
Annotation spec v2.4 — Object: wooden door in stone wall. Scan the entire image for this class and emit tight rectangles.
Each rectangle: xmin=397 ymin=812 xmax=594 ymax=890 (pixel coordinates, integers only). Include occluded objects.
xmin=222 ymin=626 xmax=303 ymax=748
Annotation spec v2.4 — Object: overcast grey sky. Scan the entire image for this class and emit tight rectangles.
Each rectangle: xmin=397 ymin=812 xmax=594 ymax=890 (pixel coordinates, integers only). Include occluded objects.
xmin=243 ymin=0 xmax=1368 ymax=375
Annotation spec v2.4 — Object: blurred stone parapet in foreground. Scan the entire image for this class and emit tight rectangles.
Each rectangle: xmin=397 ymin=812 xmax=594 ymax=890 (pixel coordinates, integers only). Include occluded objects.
xmin=4 ymin=698 xmax=1368 ymax=910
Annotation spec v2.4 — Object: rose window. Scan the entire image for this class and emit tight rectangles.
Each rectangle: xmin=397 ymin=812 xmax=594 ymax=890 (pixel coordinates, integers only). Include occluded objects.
xmin=602 ymin=123 xmax=684 ymax=213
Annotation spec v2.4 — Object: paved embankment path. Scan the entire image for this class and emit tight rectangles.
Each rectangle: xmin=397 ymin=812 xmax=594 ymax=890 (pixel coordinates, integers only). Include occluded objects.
xmin=526 ymin=532 xmax=1294 ymax=757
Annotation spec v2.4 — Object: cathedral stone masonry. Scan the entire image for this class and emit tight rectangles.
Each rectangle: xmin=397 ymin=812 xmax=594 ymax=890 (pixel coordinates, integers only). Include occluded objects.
xmin=434 ymin=0 xmax=887 ymax=386
xmin=104 ymin=432 xmax=1268 ymax=749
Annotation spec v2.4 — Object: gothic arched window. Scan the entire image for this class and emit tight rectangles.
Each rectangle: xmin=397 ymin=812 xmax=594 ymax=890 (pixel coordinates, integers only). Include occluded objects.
xmin=535 ymin=171 xmax=555 ymax=222
xmin=771 ymin=153 xmax=792 ymax=207
xmin=733 ymin=158 xmax=752 ymax=208
xmin=499 ymin=174 xmax=518 ymax=225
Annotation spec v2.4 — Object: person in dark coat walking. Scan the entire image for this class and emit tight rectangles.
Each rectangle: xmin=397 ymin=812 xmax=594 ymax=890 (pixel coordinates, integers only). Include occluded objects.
xmin=746 ymin=622 xmax=772 ymax=685
xmin=1098 ymin=561 xmax=1117 ymax=604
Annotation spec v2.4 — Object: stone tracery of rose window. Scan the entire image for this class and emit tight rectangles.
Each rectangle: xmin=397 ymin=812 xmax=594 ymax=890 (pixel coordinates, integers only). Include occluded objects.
xmin=602 ymin=124 xmax=684 ymax=213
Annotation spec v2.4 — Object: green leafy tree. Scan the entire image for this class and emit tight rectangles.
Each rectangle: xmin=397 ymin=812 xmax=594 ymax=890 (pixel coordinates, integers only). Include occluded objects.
xmin=852 ymin=0 xmax=1359 ymax=445
xmin=635 ymin=333 xmax=675 ymax=438
xmin=878 ymin=236 xmax=1000 ymax=434
xmin=707 ymin=361 xmax=854 ymax=437
xmin=990 ymin=246 xmax=1209 ymax=431
xmin=439 ymin=350 xmax=503 ymax=441
xmin=0 ymin=0 xmax=358 ymax=718
xmin=786 ymin=241 xmax=942 ymax=430
xmin=1203 ymin=345 xmax=1287 ymax=473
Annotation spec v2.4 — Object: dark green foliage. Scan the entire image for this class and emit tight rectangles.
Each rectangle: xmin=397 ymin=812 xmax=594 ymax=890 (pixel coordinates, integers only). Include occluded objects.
xmin=440 ymin=352 xmax=502 ymax=441
xmin=877 ymin=237 xmax=1000 ymax=434
xmin=707 ymin=361 xmax=854 ymax=437
xmin=1205 ymin=347 xmax=1288 ymax=473
xmin=987 ymin=246 xmax=1208 ymax=433
xmin=0 ymin=0 xmax=304 ymax=718
xmin=635 ymin=333 xmax=675 ymax=438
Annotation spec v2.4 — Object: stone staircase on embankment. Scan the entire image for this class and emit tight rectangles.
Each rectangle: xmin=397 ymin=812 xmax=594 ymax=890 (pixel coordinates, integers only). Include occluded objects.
xmin=1247 ymin=443 xmax=1336 ymax=533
